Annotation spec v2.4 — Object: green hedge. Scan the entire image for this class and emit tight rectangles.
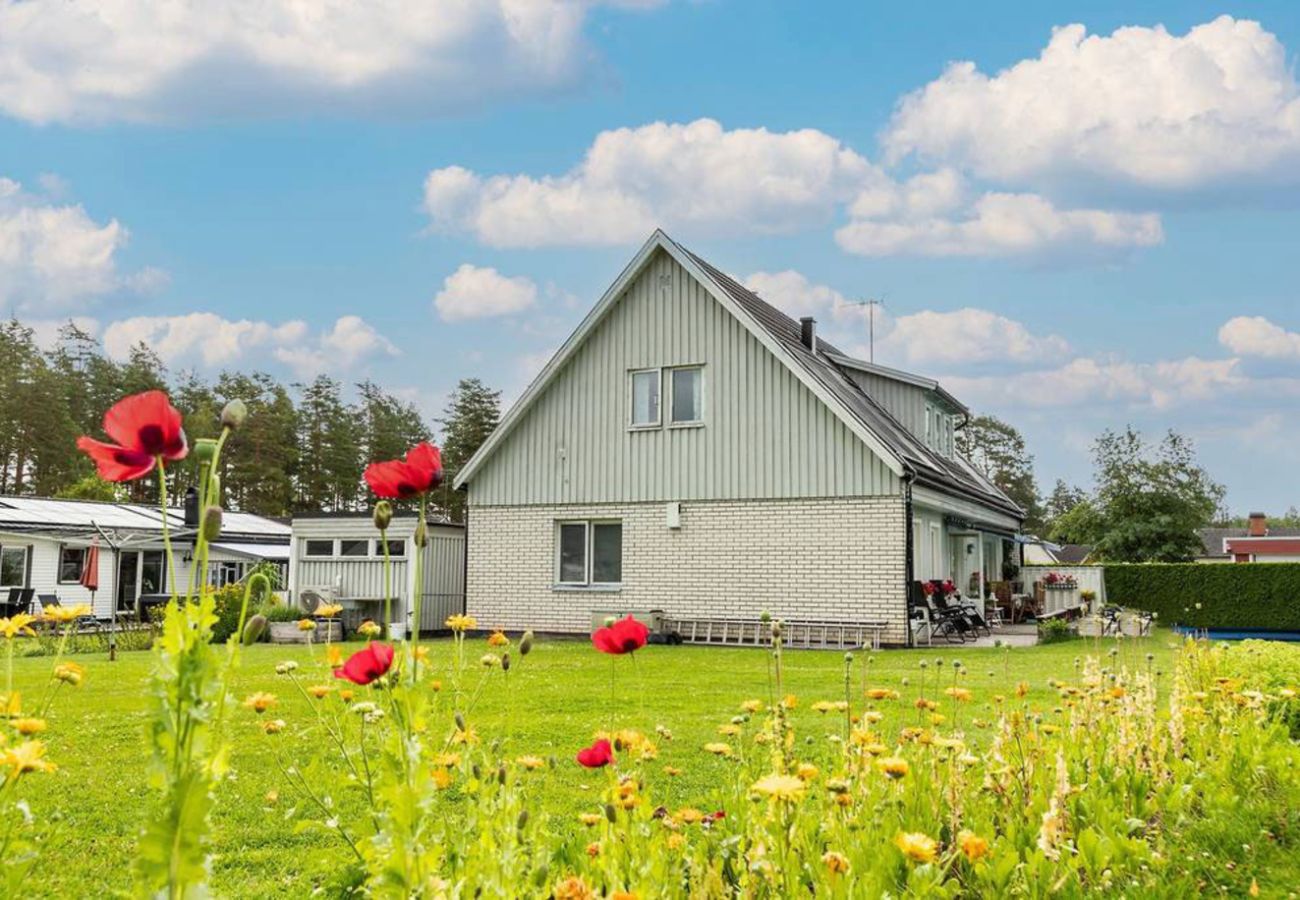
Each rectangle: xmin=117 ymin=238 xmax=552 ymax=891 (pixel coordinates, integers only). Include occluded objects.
xmin=1103 ymin=563 xmax=1300 ymax=631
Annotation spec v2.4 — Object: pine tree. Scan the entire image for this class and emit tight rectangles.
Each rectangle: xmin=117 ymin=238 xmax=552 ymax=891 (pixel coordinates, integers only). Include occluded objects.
xmin=434 ymin=378 xmax=501 ymax=522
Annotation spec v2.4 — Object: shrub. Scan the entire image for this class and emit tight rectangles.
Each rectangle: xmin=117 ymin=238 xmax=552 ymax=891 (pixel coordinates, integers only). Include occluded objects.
xmin=1219 ymin=640 xmax=1300 ymax=737
xmin=1104 ymin=562 xmax=1300 ymax=630
xmin=1037 ymin=617 xmax=1075 ymax=644
xmin=260 ymin=601 xmax=305 ymax=623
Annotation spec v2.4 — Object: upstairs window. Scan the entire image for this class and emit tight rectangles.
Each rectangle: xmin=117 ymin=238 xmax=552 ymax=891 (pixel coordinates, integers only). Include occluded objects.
xmin=630 ymin=369 xmax=660 ymax=427
xmin=304 ymin=539 xmax=334 ymax=557
xmin=340 ymin=539 xmax=369 ymax=558
xmin=670 ymin=366 xmax=703 ymax=424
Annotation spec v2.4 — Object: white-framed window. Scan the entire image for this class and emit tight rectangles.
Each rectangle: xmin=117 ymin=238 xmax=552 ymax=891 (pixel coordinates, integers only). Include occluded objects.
xmin=669 ymin=366 xmax=703 ymax=425
xmin=58 ymin=545 xmax=86 ymax=583
xmin=0 ymin=546 xmax=26 ymax=588
xmin=630 ymin=369 xmax=661 ymax=427
xmin=303 ymin=539 xmax=334 ymax=558
xmin=339 ymin=539 xmax=368 ymax=558
xmin=208 ymin=560 xmax=242 ymax=587
xmin=374 ymin=538 xmax=406 ymax=557
xmin=555 ymin=520 xmax=623 ymax=587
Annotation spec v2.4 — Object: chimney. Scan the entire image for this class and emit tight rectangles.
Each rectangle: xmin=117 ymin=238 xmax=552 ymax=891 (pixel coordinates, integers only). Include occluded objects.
xmin=799 ymin=316 xmax=816 ymax=351
xmin=183 ymin=486 xmax=200 ymax=529
xmin=1247 ymin=511 xmax=1268 ymax=537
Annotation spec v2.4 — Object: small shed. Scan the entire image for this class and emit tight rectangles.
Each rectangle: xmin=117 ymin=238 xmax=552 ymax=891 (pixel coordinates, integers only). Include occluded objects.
xmin=288 ymin=512 xmax=465 ymax=635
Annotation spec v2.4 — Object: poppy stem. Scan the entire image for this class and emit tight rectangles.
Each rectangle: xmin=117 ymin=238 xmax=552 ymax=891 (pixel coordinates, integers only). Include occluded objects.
xmin=156 ymin=459 xmax=177 ymax=600
xmin=380 ymin=524 xmax=391 ymax=642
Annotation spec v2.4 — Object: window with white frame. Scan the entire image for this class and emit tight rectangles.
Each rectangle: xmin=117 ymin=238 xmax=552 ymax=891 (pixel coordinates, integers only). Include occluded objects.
xmin=304 ymin=539 xmax=334 ymax=557
xmin=340 ymin=539 xmax=368 ymax=558
xmin=374 ymin=538 xmax=406 ymax=557
xmin=669 ymin=366 xmax=703 ymax=424
xmin=0 ymin=546 xmax=26 ymax=588
xmin=58 ymin=545 xmax=86 ymax=583
xmin=630 ymin=369 xmax=660 ymax=427
xmin=556 ymin=520 xmax=622 ymax=586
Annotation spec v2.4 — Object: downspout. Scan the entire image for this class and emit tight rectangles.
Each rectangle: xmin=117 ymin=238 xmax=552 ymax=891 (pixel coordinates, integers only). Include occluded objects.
xmin=460 ymin=487 xmax=470 ymax=617
xmin=902 ymin=468 xmax=916 ymax=648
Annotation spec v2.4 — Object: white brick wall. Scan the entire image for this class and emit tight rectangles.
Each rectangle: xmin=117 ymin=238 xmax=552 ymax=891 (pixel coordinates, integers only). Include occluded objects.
xmin=466 ymin=495 xmax=909 ymax=644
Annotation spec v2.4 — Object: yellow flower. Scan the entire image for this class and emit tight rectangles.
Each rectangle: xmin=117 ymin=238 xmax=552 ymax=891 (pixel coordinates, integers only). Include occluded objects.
xmin=812 ymin=700 xmax=846 ymax=713
xmin=261 ymin=719 xmax=287 ymax=734
xmin=306 ymin=684 xmax=332 ymax=699
xmin=357 ymin=620 xmax=382 ymax=638
xmin=316 ymin=603 xmax=343 ymax=618
xmin=703 ymin=742 xmax=733 ymax=757
xmin=1015 ymin=681 xmax=1030 ymax=698
xmin=585 ymin=841 xmax=600 ymax=857
xmin=339 ymin=689 xmax=355 ymax=702
xmin=716 ymin=723 xmax=741 ymax=736
xmin=480 ymin=653 xmax=500 ymax=668
xmin=781 ymin=694 xmax=798 ymax=709
xmin=432 ymin=752 xmax=461 ymax=768
xmin=487 ymin=630 xmax=510 ymax=647
xmin=431 ymin=767 xmax=453 ymax=790
xmin=446 ymin=614 xmax=478 ymax=633
xmin=553 ymin=877 xmax=595 ymax=900
xmin=4 ymin=740 xmax=55 ymax=775
xmin=516 ymin=755 xmax=545 ymax=770
xmin=429 ymin=679 xmax=442 ymax=693
xmin=666 ymin=833 xmax=686 ymax=851
xmin=795 ymin=763 xmax=819 ymax=781
xmin=326 ymin=644 xmax=343 ymax=667
xmin=12 ymin=718 xmax=46 ymax=736
xmin=0 ymin=615 xmax=36 ymax=639
xmin=957 ymin=830 xmax=989 ymax=861
xmin=895 ymin=831 xmax=938 ymax=864
xmin=54 ymin=662 xmax=85 ymax=686
xmin=452 ymin=726 xmax=479 ymax=745
xmin=296 ymin=618 xmax=317 ymax=632
xmin=877 ymin=756 xmax=910 ymax=779
xmin=243 ymin=692 xmax=278 ymax=713
xmin=741 ymin=699 xmax=764 ymax=713
xmin=264 ymin=790 xmax=279 ymax=806
xmin=578 ymin=812 xmax=603 ymax=827
xmin=664 ymin=766 xmax=682 ymax=777
xmin=862 ymin=742 xmax=889 ymax=757
xmin=822 ymin=851 xmax=850 ymax=875
xmin=862 ymin=710 xmax=884 ymax=724
xmin=751 ymin=773 xmax=806 ymax=802
xmin=611 ymin=892 xmax=638 ymax=900
xmin=865 ymin=687 xmax=900 ymax=701
xmin=834 ymin=792 xmax=852 ymax=808
xmin=42 ymin=605 xmax=92 ymax=624
xmin=944 ymin=686 xmax=973 ymax=702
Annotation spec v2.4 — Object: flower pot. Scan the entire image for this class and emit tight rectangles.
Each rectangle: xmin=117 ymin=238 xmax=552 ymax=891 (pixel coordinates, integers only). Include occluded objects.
xmin=268 ymin=622 xmax=309 ymax=644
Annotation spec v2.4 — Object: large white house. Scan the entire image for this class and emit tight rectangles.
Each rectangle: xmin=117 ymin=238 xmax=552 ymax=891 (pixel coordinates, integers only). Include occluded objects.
xmin=0 ymin=495 xmax=290 ymax=618
xmin=454 ymin=232 xmax=1022 ymax=645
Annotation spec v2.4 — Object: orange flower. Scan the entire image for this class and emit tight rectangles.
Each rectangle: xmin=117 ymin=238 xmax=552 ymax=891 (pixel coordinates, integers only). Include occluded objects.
xmin=957 ymin=830 xmax=989 ymax=861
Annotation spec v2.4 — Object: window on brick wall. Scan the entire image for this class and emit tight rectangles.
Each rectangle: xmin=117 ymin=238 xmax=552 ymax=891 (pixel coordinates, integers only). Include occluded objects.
xmin=556 ymin=520 xmax=622 ymax=587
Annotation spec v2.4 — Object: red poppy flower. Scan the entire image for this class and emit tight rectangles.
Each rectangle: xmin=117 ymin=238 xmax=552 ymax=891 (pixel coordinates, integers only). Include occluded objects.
xmin=575 ymin=738 xmax=613 ymax=768
xmin=364 ymin=442 xmax=444 ymax=499
xmin=76 ymin=390 xmax=188 ymax=482
xmin=334 ymin=642 xmax=396 ymax=685
xmin=592 ymin=615 xmax=649 ymax=655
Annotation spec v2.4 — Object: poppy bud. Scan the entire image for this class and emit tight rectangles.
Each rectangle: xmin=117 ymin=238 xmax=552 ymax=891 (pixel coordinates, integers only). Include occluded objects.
xmin=471 ymin=763 xmax=481 ymax=780
xmin=760 ymin=610 xmax=771 ymax=623
xmin=193 ymin=438 xmax=218 ymax=463
xmin=221 ymin=399 xmax=248 ymax=430
xmin=519 ymin=630 xmax=534 ymax=656
xmin=373 ymin=501 xmax=393 ymax=531
xmin=242 ymin=614 xmax=268 ymax=645
xmin=604 ymin=804 xmax=617 ymax=823
xmin=501 ymin=652 xmax=511 ymax=672
xmin=455 ymin=711 xmax=466 ymax=732
xmin=497 ymin=765 xmax=507 ymax=785
xmin=516 ymin=810 xmax=529 ymax=831
xmin=202 ymin=505 xmax=223 ymax=541
xmin=414 ymin=521 xmax=428 ymax=548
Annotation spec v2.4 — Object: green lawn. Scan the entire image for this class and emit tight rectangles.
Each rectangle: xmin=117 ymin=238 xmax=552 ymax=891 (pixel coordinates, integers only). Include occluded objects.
xmin=16 ymin=632 xmax=1181 ymax=897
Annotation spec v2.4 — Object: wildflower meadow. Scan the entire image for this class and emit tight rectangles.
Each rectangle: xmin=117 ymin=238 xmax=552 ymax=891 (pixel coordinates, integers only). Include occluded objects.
xmin=1 ymin=391 xmax=1298 ymax=898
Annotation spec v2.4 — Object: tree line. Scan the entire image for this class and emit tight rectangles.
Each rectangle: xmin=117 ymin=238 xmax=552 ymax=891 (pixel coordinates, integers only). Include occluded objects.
xmin=0 ymin=319 xmax=501 ymax=520
xmin=958 ymin=414 xmax=1229 ymax=563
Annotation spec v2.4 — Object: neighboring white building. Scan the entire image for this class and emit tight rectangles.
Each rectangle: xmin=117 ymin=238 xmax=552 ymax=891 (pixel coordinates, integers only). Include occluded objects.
xmin=287 ymin=513 xmax=465 ymax=634
xmin=0 ymin=495 xmax=289 ymax=618
xmin=453 ymin=231 xmax=1023 ymax=645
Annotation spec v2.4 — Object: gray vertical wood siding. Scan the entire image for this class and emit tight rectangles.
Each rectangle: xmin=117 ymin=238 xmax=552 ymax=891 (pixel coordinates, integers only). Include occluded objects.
xmin=841 ymin=370 xmax=928 ymax=436
xmin=472 ymin=250 xmax=899 ymax=506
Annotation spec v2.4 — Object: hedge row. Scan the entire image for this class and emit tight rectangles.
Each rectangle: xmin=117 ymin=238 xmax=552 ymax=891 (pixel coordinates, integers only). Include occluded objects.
xmin=1103 ymin=562 xmax=1300 ymax=631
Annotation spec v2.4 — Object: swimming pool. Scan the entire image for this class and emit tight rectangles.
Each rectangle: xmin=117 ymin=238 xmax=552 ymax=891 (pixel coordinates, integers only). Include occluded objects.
xmin=1173 ymin=627 xmax=1300 ymax=642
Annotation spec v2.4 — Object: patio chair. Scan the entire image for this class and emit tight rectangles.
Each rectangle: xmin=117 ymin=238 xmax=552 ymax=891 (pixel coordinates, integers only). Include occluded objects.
xmin=0 ymin=588 xmax=23 ymax=619
xmin=17 ymin=588 xmax=34 ymax=615
xmin=915 ymin=583 xmax=974 ymax=643
xmin=950 ymin=592 xmax=991 ymax=637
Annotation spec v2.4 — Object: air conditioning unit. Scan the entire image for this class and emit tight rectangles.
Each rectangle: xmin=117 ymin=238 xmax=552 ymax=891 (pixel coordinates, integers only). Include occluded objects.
xmin=298 ymin=586 xmax=339 ymax=614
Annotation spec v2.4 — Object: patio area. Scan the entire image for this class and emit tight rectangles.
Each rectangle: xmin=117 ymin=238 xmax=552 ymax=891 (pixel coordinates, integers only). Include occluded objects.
xmin=911 ymin=622 xmax=1039 ymax=649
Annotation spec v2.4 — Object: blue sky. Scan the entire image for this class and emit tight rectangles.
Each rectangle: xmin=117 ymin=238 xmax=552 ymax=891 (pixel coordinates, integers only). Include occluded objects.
xmin=2 ymin=1 xmax=1299 ymax=514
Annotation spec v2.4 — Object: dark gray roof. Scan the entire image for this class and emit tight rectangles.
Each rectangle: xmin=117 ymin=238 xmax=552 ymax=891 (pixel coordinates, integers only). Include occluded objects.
xmin=671 ymin=237 xmax=1023 ymax=521
xmin=1197 ymin=526 xmax=1300 ymax=558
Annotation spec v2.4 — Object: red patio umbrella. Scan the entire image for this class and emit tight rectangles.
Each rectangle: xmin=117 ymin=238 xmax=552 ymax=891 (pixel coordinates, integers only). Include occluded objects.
xmin=79 ymin=539 xmax=113 ymax=660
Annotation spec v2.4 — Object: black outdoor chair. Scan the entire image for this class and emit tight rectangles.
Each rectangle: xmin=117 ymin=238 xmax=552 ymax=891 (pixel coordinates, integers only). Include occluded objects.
xmin=17 ymin=588 xmax=34 ymax=615
xmin=0 ymin=588 xmax=24 ymax=619
xmin=912 ymin=582 xmax=974 ymax=643
xmin=949 ymin=591 xmax=992 ymax=637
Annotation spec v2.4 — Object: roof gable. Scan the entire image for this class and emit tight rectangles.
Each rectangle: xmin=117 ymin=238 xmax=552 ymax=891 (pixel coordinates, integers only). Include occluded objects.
xmin=454 ymin=230 xmax=907 ymax=489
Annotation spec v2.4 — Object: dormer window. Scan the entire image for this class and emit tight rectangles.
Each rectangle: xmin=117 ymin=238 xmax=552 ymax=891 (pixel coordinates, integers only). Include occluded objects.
xmin=925 ymin=403 xmax=954 ymax=458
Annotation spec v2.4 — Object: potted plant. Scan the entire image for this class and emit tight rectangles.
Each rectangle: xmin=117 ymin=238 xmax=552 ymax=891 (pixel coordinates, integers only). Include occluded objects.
xmin=263 ymin=603 xmax=311 ymax=644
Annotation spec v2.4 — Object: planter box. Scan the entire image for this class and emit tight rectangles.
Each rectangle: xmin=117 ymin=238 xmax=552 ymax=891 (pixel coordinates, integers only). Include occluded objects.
xmin=268 ymin=620 xmax=342 ymax=644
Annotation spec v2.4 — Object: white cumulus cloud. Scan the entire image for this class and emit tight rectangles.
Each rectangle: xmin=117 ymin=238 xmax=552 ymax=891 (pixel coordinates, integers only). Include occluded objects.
xmin=881 ymin=308 xmax=1070 ymax=365
xmin=434 ymin=264 xmax=538 ymax=322
xmin=0 ymin=0 xmax=665 ymax=125
xmin=883 ymin=16 xmax=1300 ymax=190
xmin=1218 ymin=315 xmax=1300 ymax=359
xmin=423 ymin=118 xmax=877 ymax=246
xmin=0 ymin=175 xmax=163 ymax=312
xmin=102 ymin=312 xmax=397 ymax=376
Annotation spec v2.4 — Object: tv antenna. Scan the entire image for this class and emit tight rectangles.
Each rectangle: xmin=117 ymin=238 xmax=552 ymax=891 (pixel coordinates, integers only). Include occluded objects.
xmin=842 ymin=297 xmax=886 ymax=363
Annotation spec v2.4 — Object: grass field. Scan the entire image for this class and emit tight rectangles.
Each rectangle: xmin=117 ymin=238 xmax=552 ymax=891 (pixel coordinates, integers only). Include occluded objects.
xmin=13 ymin=632 xmax=1195 ymax=897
